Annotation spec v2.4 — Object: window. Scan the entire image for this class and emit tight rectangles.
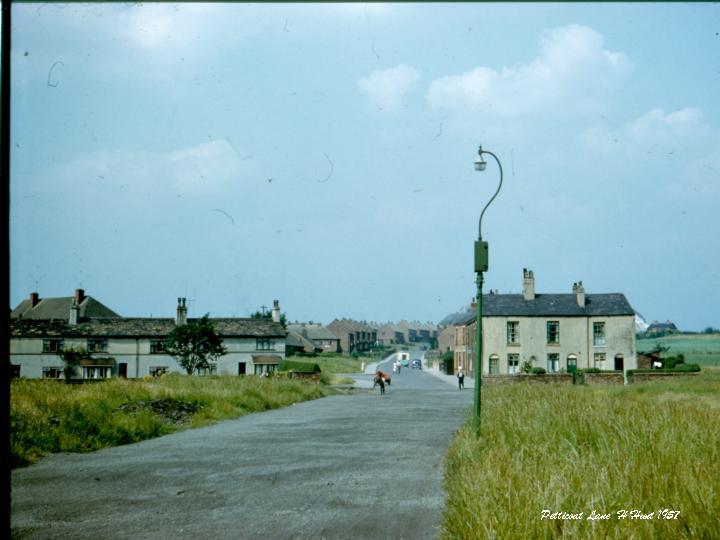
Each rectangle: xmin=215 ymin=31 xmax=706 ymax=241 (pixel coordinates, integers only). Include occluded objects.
xmin=254 ymin=363 xmax=277 ymax=375
xmin=508 ymin=354 xmax=519 ymax=374
xmin=547 ymin=353 xmax=559 ymax=373
xmin=506 ymin=321 xmax=519 ymax=345
xmin=256 ymin=338 xmax=275 ymax=351
xmin=150 ymin=339 xmax=166 ymax=354
xmin=546 ymin=321 xmax=560 ymax=344
xmin=489 ymin=355 xmax=500 ymax=375
xmin=594 ymin=352 xmax=606 ymax=369
xmin=42 ymin=339 xmax=64 ymax=353
xmin=83 ymin=366 xmax=110 ymax=379
xmin=42 ymin=367 xmax=63 ymax=379
xmin=87 ymin=338 xmax=108 ymax=353
xmin=593 ymin=322 xmax=606 ymax=346
xmin=197 ymin=365 xmax=217 ymax=376
xmin=149 ymin=366 xmax=169 ymax=377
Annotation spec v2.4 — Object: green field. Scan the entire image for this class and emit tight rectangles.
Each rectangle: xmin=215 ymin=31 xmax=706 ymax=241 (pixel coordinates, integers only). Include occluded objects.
xmin=442 ymin=368 xmax=720 ymax=539
xmin=637 ymin=334 xmax=720 ymax=367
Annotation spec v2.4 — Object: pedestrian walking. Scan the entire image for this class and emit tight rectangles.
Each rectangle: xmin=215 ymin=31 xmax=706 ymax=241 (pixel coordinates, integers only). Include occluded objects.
xmin=457 ymin=368 xmax=465 ymax=390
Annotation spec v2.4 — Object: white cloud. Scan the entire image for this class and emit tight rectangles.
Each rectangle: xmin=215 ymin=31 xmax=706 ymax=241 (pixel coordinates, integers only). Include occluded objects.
xmin=51 ymin=140 xmax=255 ymax=202
xmin=583 ymin=107 xmax=711 ymax=154
xmin=359 ymin=64 xmax=421 ymax=111
xmin=426 ymin=24 xmax=630 ymax=117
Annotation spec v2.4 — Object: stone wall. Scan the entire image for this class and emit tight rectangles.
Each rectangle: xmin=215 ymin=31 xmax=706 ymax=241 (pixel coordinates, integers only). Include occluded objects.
xmin=482 ymin=374 xmax=574 ymax=385
xmin=584 ymin=372 xmax=624 ymax=385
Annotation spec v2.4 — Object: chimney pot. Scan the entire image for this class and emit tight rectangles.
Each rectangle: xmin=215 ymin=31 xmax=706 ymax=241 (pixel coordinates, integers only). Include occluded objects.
xmin=176 ymin=297 xmax=188 ymax=325
xmin=29 ymin=292 xmax=39 ymax=307
xmin=75 ymin=289 xmax=85 ymax=304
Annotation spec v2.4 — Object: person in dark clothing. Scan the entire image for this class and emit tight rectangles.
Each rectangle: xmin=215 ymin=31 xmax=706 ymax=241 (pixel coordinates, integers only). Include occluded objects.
xmin=457 ymin=368 xmax=465 ymax=390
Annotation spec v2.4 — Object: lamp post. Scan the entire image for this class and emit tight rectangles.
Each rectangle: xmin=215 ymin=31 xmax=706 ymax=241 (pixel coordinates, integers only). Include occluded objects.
xmin=472 ymin=145 xmax=503 ymax=436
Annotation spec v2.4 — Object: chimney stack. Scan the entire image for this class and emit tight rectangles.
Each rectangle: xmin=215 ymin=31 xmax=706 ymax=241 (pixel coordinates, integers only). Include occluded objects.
xmin=573 ymin=281 xmax=585 ymax=307
xmin=176 ymin=297 xmax=187 ymax=325
xmin=271 ymin=300 xmax=281 ymax=323
xmin=69 ymin=299 xmax=79 ymax=326
xmin=75 ymin=288 xmax=85 ymax=305
xmin=523 ymin=268 xmax=535 ymax=301
xmin=29 ymin=292 xmax=39 ymax=307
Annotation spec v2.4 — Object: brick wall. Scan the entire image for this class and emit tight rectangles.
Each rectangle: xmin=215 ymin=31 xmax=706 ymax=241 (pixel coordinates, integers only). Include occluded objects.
xmin=482 ymin=374 xmax=574 ymax=385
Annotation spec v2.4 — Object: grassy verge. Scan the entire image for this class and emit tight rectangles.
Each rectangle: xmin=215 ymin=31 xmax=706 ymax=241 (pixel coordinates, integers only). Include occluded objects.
xmin=442 ymin=369 xmax=720 ymax=539
xmin=11 ymin=374 xmax=336 ymax=468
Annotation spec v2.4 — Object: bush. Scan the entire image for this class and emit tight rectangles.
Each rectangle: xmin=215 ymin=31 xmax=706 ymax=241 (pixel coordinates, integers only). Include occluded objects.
xmin=584 ymin=367 xmax=601 ymax=373
xmin=530 ymin=367 xmax=546 ymax=375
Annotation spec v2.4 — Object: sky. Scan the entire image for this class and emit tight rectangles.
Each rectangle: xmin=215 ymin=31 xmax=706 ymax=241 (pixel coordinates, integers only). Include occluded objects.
xmin=9 ymin=2 xmax=720 ymax=330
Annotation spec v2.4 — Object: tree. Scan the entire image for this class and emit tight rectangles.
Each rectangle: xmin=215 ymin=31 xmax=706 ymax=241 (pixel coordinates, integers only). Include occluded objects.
xmin=164 ymin=315 xmax=227 ymax=375
xmin=57 ymin=346 xmax=89 ymax=381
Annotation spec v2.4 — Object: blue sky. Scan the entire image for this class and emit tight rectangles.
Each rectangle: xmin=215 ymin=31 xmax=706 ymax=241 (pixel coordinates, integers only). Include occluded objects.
xmin=9 ymin=3 xmax=720 ymax=330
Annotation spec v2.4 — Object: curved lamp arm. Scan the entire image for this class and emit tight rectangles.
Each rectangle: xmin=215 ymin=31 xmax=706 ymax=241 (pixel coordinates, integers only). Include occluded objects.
xmin=476 ymin=146 xmax=503 ymax=241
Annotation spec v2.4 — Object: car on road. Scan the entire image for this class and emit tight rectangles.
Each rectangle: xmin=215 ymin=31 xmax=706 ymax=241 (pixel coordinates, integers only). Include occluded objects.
xmin=411 ymin=359 xmax=422 ymax=369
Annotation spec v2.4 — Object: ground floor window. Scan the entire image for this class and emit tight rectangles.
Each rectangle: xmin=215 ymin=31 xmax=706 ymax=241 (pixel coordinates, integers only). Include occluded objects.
xmin=197 ymin=365 xmax=217 ymax=376
xmin=42 ymin=367 xmax=63 ymax=379
xmin=547 ymin=353 xmax=559 ymax=373
xmin=508 ymin=354 xmax=519 ymax=374
xmin=254 ymin=363 xmax=277 ymax=376
xmin=149 ymin=366 xmax=169 ymax=377
xmin=594 ymin=352 xmax=606 ymax=369
xmin=83 ymin=366 xmax=110 ymax=379
xmin=489 ymin=355 xmax=500 ymax=375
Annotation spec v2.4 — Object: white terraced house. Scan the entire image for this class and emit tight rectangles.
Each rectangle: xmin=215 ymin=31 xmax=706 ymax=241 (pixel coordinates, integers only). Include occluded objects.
xmin=10 ymin=291 xmax=287 ymax=379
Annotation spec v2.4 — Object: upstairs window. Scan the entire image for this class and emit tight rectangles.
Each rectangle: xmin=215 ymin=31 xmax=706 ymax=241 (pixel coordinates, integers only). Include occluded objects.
xmin=256 ymin=338 xmax=275 ymax=351
xmin=506 ymin=322 xmax=520 ymax=345
xmin=87 ymin=338 xmax=108 ymax=353
xmin=150 ymin=339 xmax=167 ymax=354
xmin=593 ymin=322 xmax=606 ymax=346
xmin=546 ymin=321 xmax=560 ymax=344
xmin=42 ymin=339 xmax=64 ymax=353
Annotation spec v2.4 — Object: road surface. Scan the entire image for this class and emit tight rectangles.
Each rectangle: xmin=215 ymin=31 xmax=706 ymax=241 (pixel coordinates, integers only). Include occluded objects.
xmin=12 ymin=356 xmax=471 ymax=539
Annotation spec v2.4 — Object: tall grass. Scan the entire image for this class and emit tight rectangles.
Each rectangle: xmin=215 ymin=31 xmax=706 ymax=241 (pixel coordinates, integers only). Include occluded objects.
xmin=11 ymin=374 xmax=335 ymax=468
xmin=442 ymin=369 xmax=720 ymax=539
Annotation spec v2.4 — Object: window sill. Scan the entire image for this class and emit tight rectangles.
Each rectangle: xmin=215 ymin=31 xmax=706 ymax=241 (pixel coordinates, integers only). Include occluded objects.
xmin=507 ymin=342 xmax=521 ymax=347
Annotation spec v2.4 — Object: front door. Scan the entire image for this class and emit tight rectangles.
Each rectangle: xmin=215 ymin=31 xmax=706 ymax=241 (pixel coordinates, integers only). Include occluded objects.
xmin=567 ymin=356 xmax=577 ymax=374
xmin=614 ymin=355 xmax=624 ymax=371
xmin=118 ymin=363 xmax=128 ymax=378
xmin=238 ymin=362 xmax=246 ymax=375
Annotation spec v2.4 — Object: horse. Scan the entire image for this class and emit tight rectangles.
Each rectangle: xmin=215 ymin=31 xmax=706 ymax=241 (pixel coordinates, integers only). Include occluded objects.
xmin=373 ymin=370 xmax=391 ymax=394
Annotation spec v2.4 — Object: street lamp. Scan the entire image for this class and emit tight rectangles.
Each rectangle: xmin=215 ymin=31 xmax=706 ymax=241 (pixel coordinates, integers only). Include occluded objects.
xmin=473 ymin=145 xmax=503 ymax=436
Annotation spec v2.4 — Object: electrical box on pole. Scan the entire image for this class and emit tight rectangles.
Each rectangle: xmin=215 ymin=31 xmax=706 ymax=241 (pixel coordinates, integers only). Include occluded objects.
xmin=474 ymin=241 xmax=488 ymax=273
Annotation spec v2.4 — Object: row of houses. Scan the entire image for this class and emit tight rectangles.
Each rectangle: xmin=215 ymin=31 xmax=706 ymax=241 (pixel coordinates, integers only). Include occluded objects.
xmin=10 ymin=291 xmax=287 ymax=379
xmin=436 ymin=269 xmax=637 ymax=378
xmin=9 ymin=289 xmax=441 ymax=379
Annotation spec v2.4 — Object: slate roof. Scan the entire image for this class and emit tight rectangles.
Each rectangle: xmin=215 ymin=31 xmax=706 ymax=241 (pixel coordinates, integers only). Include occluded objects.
xmin=11 ymin=296 xmax=121 ymax=320
xmin=287 ymin=323 xmax=339 ymax=341
xmin=10 ymin=317 xmax=287 ymax=338
xmin=483 ymin=293 xmax=634 ymax=317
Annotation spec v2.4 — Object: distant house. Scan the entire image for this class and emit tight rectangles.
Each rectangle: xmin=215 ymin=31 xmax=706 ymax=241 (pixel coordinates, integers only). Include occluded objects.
xmin=11 ymin=289 xmax=121 ymax=321
xmin=447 ymin=269 xmax=637 ymax=378
xmin=645 ymin=320 xmax=678 ymax=336
xmin=377 ymin=323 xmax=405 ymax=345
xmin=10 ymin=292 xmax=287 ymax=379
xmin=326 ymin=319 xmax=377 ymax=354
xmin=287 ymin=323 xmax=341 ymax=353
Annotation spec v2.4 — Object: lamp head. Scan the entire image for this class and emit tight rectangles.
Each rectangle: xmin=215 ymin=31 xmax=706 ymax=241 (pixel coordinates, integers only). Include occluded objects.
xmin=474 ymin=146 xmax=487 ymax=171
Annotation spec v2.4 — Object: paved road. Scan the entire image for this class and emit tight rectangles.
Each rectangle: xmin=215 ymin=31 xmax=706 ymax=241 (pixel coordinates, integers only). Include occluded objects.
xmin=11 ymin=359 xmax=472 ymax=540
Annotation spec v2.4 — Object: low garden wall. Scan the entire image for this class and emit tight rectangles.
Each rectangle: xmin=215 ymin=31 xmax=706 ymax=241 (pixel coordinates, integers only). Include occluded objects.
xmin=584 ymin=372 xmax=624 ymax=385
xmin=482 ymin=374 xmax=574 ymax=385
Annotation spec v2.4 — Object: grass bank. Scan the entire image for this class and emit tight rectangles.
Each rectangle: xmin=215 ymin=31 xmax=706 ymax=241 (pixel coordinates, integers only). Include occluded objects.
xmin=442 ymin=369 xmax=720 ymax=539
xmin=11 ymin=374 xmax=336 ymax=468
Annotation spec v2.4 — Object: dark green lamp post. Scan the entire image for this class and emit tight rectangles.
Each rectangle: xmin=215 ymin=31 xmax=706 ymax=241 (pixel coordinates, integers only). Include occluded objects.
xmin=472 ymin=145 xmax=503 ymax=436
